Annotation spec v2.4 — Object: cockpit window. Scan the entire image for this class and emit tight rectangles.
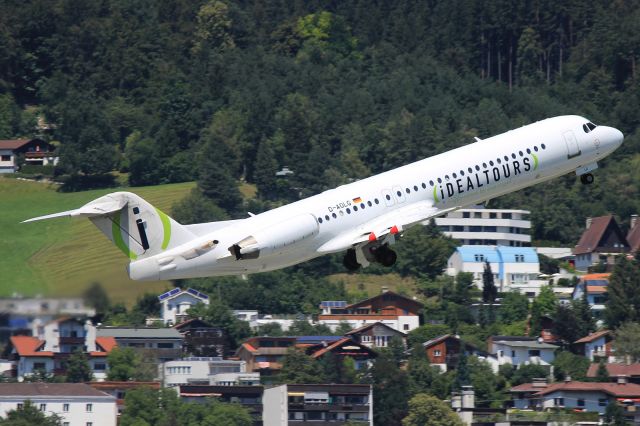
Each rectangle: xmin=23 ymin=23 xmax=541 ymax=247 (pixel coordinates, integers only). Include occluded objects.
xmin=583 ymin=122 xmax=597 ymax=133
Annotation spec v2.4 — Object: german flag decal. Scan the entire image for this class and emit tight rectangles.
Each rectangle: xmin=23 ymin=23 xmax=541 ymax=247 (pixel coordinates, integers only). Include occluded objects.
xmin=352 ymin=197 xmax=363 ymax=204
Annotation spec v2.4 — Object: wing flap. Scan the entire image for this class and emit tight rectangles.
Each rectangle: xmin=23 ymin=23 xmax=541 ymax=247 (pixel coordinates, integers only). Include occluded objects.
xmin=317 ymin=201 xmax=459 ymax=253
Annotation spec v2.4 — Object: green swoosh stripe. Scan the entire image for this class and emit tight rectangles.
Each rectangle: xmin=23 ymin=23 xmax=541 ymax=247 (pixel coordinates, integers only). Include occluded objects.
xmin=112 ymin=213 xmax=138 ymax=260
xmin=532 ymin=153 xmax=539 ymax=170
xmin=433 ymin=185 xmax=439 ymax=202
xmin=156 ymin=208 xmax=172 ymax=250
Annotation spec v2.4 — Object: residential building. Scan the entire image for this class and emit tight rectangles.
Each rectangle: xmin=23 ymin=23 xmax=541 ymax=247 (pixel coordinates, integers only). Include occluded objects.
xmin=0 ymin=296 xmax=95 ymax=341
xmin=573 ymin=215 xmax=629 ymax=271
xmin=446 ymin=245 xmax=541 ymax=291
xmin=301 ymin=336 xmax=377 ymax=371
xmin=451 ymin=386 xmax=506 ymax=425
xmin=344 ymin=322 xmax=407 ymax=349
xmin=180 ymin=385 xmax=263 ymax=425
xmin=0 ymin=138 xmax=58 ymax=173
xmin=96 ymin=327 xmax=183 ymax=362
xmin=572 ymin=273 xmax=610 ymax=320
xmin=262 ymin=384 xmax=372 ymax=425
xmin=318 ymin=291 xmax=423 ymax=333
xmin=586 ymin=363 xmax=640 ymax=384
xmin=163 ymin=357 xmax=258 ymax=387
xmin=234 ymin=310 xmax=303 ymax=332
xmin=88 ymin=381 xmax=160 ymax=415
xmin=510 ymin=378 xmax=640 ymax=422
xmin=435 ymin=206 xmax=531 ymax=247
xmin=573 ymin=330 xmax=614 ymax=362
xmin=488 ymin=336 xmax=558 ymax=368
xmin=158 ymin=288 xmax=209 ymax=325
xmin=174 ymin=318 xmax=229 ymax=357
xmin=236 ymin=337 xmax=295 ymax=380
xmin=423 ymin=335 xmax=498 ymax=373
xmin=1 ymin=317 xmax=116 ymax=379
xmin=0 ymin=383 xmax=116 ymax=426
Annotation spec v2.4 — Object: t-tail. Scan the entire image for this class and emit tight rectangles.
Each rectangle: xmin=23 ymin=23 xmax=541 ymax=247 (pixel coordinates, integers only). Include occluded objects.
xmin=23 ymin=191 xmax=196 ymax=264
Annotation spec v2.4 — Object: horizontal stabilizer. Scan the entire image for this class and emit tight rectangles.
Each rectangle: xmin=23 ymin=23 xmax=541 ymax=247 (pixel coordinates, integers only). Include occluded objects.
xmin=22 ymin=200 xmax=126 ymax=223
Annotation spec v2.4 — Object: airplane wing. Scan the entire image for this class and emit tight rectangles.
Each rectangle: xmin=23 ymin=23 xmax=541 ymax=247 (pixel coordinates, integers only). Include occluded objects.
xmin=317 ymin=201 xmax=459 ymax=253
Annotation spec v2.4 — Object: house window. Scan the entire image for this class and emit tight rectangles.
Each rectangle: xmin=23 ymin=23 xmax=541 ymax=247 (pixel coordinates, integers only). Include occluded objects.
xmin=499 ymin=350 xmax=504 ymax=357
xmin=33 ymin=362 xmax=46 ymax=370
xmin=361 ymin=335 xmax=372 ymax=343
xmin=511 ymin=351 xmax=515 ymax=357
xmin=599 ymin=398 xmax=607 ymax=407
xmin=462 ymin=212 xmax=470 ymax=218
xmin=86 ymin=403 xmax=92 ymax=412
xmin=17 ymin=403 xmax=23 ymax=410
xmin=1 ymin=155 xmax=10 ymax=161
xmin=87 ymin=423 xmax=93 ymax=426
xmin=403 ymin=324 xmax=409 ymax=331
xmin=554 ymin=397 xmax=564 ymax=406
xmin=502 ymin=213 xmax=512 ymax=219
xmin=515 ymin=254 xmax=524 ymax=262
xmin=63 ymin=403 xmax=69 ymax=412
xmin=529 ymin=349 xmax=540 ymax=357
xmin=577 ymin=399 xmax=585 ymax=407
xmin=39 ymin=404 xmax=46 ymax=411
xmin=474 ymin=254 xmax=485 ymax=262
xmin=64 ymin=423 xmax=70 ymax=426
xmin=158 ymin=342 xmax=174 ymax=349
xmin=94 ymin=363 xmax=106 ymax=371
xmin=434 ymin=350 xmax=441 ymax=357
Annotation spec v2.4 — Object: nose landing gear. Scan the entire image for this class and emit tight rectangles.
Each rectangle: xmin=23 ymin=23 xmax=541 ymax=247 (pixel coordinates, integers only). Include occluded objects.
xmin=580 ymin=173 xmax=594 ymax=185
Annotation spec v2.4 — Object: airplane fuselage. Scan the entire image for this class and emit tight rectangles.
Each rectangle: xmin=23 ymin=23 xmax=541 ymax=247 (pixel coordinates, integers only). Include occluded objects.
xmin=127 ymin=115 xmax=623 ymax=280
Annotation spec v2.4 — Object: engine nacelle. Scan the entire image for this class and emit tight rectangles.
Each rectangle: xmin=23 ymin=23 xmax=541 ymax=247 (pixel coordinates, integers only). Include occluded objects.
xmin=229 ymin=214 xmax=319 ymax=260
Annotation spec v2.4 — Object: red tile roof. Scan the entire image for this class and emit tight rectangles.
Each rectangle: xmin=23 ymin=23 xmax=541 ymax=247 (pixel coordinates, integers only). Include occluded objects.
xmin=587 ymin=363 xmax=640 ymax=378
xmin=0 ymin=139 xmax=31 ymax=150
xmin=574 ymin=216 xmax=628 ymax=255
xmin=534 ymin=381 xmax=640 ymax=397
xmin=0 ymin=383 xmax=113 ymax=398
xmin=574 ymin=330 xmax=610 ymax=344
xmin=10 ymin=336 xmax=53 ymax=357
xmin=90 ymin=336 xmax=117 ymax=356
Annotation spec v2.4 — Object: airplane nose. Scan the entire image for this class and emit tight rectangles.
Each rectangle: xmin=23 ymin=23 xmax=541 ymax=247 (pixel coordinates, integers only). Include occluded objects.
xmin=611 ymin=127 xmax=624 ymax=147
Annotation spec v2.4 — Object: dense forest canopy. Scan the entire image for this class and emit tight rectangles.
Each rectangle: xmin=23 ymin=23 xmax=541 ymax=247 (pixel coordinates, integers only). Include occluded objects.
xmin=1 ymin=0 xmax=639 ymax=245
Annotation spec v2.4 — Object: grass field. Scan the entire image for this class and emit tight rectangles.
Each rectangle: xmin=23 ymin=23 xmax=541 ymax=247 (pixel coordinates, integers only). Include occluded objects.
xmin=328 ymin=273 xmax=419 ymax=299
xmin=0 ymin=178 xmax=195 ymax=304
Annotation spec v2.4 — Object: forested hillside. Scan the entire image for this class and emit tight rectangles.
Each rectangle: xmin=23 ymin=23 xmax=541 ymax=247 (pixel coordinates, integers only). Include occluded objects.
xmin=1 ymin=0 xmax=639 ymax=245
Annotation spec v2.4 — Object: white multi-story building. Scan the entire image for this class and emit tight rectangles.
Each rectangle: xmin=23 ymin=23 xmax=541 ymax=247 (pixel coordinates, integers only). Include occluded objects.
xmin=158 ymin=288 xmax=209 ymax=325
xmin=446 ymin=245 xmax=541 ymax=291
xmin=488 ymin=338 xmax=558 ymax=368
xmin=163 ymin=357 xmax=258 ymax=388
xmin=435 ymin=207 xmax=531 ymax=247
xmin=0 ymin=383 xmax=117 ymax=426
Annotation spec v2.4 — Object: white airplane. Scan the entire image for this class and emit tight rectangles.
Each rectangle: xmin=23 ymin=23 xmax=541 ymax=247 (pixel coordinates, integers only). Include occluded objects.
xmin=24 ymin=115 xmax=623 ymax=281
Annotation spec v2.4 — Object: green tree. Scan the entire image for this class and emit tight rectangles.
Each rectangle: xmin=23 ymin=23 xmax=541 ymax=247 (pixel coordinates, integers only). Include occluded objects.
xmin=613 ymin=322 xmax=640 ymax=363
xmin=107 ymin=347 xmax=155 ymax=381
xmin=371 ymin=349 xmax=410 ymax=426
xmin=595 ymin=360 xmax=611 ymax=383
xmin=407 ymin=345 xmax=440 ymax=396
xmin=511 ymin=363 xmax=548 ymax=386
xmin=278 ymin=347 xmax=324 ymax=384
xmin=192 ymin=0 xmax=235 ymax=53
xmin=83 ymin=282 xmax=111 ymax=317
xmin=451 ymin=272 xmax=474 ymax=305
xmin=187 ymin=298 xmax=251 ymax=349
xmin=453 ymin=350 xmax=470 ymax=391
xmin=482 ymin=262 xmax=497 ymax=303
xmin=395 ymin=221 xmax=458 ymax=279
xmin=171 ymin=189 xmax=230 ymax=225
xmin=402 ymin=393 xmax=464 ymax=426
xmin=499 ymin=292 xmax=529 ymax=323
xmin=603 ymin=400 xmax=628 ymax=426
xmin=552 ymin=351 xmax=590 ymax=381
xmin=119 ymin=387 xmax=182 ymax=426
xmin=606 ymin=257 xmax=640 ymax=328
xmin=529 ymin=285 xmax=557 ymax=336
xmin=65 ymin=349 xmax=93 ymax=383
xmin=0 ymin=400 xmax=62 ymax=426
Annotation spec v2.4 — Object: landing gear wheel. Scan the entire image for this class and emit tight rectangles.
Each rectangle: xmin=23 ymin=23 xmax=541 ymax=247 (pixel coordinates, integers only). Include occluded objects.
xmin=580 ymin=173 xmax=594 ymax=185
xmin=374 ymin=245 xmax=397 ymax=267
xmin=343 ymin=249 xmax=361 ymax=271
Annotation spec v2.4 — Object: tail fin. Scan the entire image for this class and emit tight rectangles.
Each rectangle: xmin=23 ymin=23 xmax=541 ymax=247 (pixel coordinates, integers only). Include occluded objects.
xmin=24 ymin=191 xmax=195 ymax=260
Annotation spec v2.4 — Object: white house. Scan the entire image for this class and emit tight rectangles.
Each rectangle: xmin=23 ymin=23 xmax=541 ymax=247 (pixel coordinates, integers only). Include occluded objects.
xmin=488 ymin=338 xmax=558 ymax=368
xmin=0 ymin=139 xmax=58 ymax=173
xmin=163 ymin=357 xmax=258 ymax=388
xmin=435 ymin=206 xmax=531 ymax=247
xmin=573 ymin=330 xmax=615 ymax=363
xmin=0 ymin=383 xmax=117 ymax=426
xmin=446 ymin=245 xmax=540 ymax=292
xmin=158 ymin=288 xmax=209 ymax=325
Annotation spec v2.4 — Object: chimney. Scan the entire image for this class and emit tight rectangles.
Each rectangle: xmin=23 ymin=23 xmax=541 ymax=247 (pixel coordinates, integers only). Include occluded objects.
xmin=586 ymin=217 xmax=592 ymax=229
xmin=617 ymin=375 xmax=629 ymax=385
xmin=564 ymin=375 xmax=572 ymax=383
xmin=451 ymin=393 xmax=462 ymax=410
xmin=381 ymin=286 xmax=389 ymax=293
xmin=631 ymin=215 xmax=639 ymax=230
xmin=532 ymin=378 xmax=548 ymax=388
xmin=461 ymin=386 xmax=475 ymax=409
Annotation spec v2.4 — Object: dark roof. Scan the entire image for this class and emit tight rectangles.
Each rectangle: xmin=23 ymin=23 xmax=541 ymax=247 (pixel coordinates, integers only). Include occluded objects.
xmin=180 ymin=385 xmax=263 ymax=396
xmin=347 ymin=291 xmax=423 ymax=310
xmin=574 ymin=330 xmax=611 ymax=344
xmin=286 ymin=384 xmax=371 ymax=394
xmin=534 ymin=381 xmax=640 ymax=397
xmin=574 ymin=215 xmax=629 ymax=255
xmin=345 ymin=321 xmax=407 ymax=336
xmin=423 ymin=334 xmax=489 ymax=356
xmin=0 ymin=383 xmax=113 ymax=398
xmin=0 ymin=139 xmax=31 ymax=150
xmin=586 ymin=363 xmax=640 ymax=378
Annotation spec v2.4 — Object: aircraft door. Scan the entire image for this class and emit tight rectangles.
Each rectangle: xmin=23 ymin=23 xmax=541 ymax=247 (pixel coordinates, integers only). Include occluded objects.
xmin=381 ymin=189 xmax=395 ymax=207
xmin=563 ymin=130 xmax=581 ymax=158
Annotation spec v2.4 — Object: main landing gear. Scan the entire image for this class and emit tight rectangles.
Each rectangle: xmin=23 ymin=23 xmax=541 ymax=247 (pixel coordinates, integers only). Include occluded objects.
xmin=580 ymin=173 xmax=594 ymax=185
xmin=342 ymin=245 xmax=398 ymax=271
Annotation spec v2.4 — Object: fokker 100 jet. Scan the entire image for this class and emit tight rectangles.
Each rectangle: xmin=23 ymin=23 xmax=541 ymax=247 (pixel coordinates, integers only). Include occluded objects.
xmin=25 ymin=115 xmax=623 ymax=281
